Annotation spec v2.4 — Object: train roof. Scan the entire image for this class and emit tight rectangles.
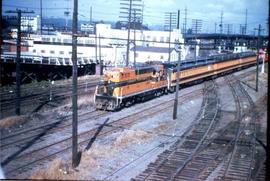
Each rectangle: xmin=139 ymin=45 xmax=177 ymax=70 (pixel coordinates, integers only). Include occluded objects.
xmin=164 ymin=51 xmax=256 ymax=71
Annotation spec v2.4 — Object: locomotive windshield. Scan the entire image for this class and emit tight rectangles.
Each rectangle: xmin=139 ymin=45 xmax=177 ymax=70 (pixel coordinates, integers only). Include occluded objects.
xmin=95 ymin=80 xmax=114 ymax=96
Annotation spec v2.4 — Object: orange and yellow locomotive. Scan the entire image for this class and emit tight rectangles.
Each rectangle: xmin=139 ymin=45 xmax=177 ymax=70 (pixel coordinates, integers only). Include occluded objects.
xmin=94 ymin=51 xmax=262 ymax=111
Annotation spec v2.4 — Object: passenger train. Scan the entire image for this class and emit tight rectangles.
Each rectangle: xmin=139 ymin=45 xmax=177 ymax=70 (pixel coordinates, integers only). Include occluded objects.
xmin=94 ymin=51 xmax=268 ymax=111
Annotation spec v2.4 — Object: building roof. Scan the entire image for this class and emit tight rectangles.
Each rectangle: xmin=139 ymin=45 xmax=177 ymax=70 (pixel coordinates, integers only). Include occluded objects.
xmin=130 ymin=46 xmax=175 ymax=53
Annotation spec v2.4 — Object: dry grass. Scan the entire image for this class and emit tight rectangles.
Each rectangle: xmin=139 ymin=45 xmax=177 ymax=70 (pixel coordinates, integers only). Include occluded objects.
xmin=0 ymin=116 xmax=27 ymax=129
xmin=31 ymin=158 xmax=70 ymax=180
xmin=77 ymin=94 xmax=95 ymax=108
xmin=82 ymin=130 xmax=152 ymax=169
xmin=114 ymin=129 xmax=152 ymax=147
xmin=32 ymin=130 xmax=152 ymax=179
xmin=262 ymin=72 xmax=268 ymax=80
xmin=78 ymin=75 xmax=101 ymax=81
xmin=48 ymin=94 xmax=94 ymax=115
xmin=64 ymin=94 xmax=94 ymax=109
xmin=153 ymin=123 xmax=171 ymax=133
xmin=85 ymin=129 xmax=151 ymax=158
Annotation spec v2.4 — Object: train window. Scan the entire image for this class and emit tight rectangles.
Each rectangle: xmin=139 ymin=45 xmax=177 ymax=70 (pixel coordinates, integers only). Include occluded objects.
xmin=33 ymin=49 xmax=36 ymax=53
xmin=60 ymin=51 xmax=64 ymax=54
xmin=41 ymin=50 xmax=45 ymax=53
xmin=50 ymin=50 xmax=55 ymax=54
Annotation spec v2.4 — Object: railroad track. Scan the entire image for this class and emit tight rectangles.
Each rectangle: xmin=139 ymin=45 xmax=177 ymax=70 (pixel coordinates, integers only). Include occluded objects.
xmin=214 ymin=74 xmax=259 ymax=180
xmin=132 ymin=73 xmax=263 ymax=181
xmin=186 ymin=74 xmax=266 ymax=181
xmin=2 ymin=87 xmax=203 ymax=178
xmin=0 ymin=110 xmax=106 ymax=150
xmin=108 ymin=72 xmax=267 ymax=180
xmin=189 ymin=74 xmax=264 ymax=181
xmin=133 ymin=80 xmax=220 ymax=181
xmin=0 ymin=66 xmax=258 ymax=118
xmin=0 ymin=78 xmax=99 ymax=118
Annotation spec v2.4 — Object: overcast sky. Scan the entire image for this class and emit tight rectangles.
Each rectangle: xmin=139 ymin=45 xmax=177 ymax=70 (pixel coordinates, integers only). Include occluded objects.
xmin=2 ymin=0 xmax=269 ymax=35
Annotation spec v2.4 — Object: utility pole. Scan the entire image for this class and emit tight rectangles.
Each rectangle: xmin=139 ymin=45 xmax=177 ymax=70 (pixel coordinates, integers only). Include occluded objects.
xmin=245 ymin=8 xmax=248 ymax=35
xmin=168 ymin=13 xmax=172 ymax=62
xmin=141 ymin=1 xmax=144 ymax=25
xmin=184 ymin=7 xmax=187 ymax=36
xmin=0 ymin=4 xmax=2 ymax=90
xmin=119 ymin=0 xmax=142 ymax=66
xmin=90 ymin=6 xmax=92 ymax=24
xmin=6 ymin=9 xmax=34 ymax=116
xmin=254 ymin=24 xmax=263 ymax=92
xmin=16 ymin=10 xmax=22 ymax=116
xmin=192 ymin=19 xmax=202 ymax=63
xmin=220 ymin=11 xmax=223 ymax=35
xmin=165 ymin=12 xmax=176 ymax=62
xmin=173 ymin=45 xmax=181 ymax=120
xmin=72 ymin=0 xmax=79 ymax=168
xmin=99 ymin=34 xmax=103 ymax=75
xmin=95 ymin=32 xmax=98 ymax=69
xmin=219 ymin=11 xmax=223 ymax=51
xmin=40 ymin=0 xmax=43 ymax=35
xmin=177 ymin=10 xmax=180 ymax=29
xmin=126 ymin=0 xmax=132 ymax=66
xmin=133 ymin=9 xmax=136 ymax=67
xmin=64 ymin=0 xmax=71 ymax=31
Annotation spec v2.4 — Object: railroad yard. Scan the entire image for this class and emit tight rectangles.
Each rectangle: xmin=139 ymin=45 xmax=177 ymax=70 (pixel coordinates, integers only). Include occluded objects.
xmin=0 ymin=65 xmax=267 ymax=180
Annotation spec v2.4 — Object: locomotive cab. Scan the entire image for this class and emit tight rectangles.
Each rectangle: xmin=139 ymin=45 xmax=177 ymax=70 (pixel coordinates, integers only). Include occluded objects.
xmin=94 ymin=81 xmax=120 ymax=111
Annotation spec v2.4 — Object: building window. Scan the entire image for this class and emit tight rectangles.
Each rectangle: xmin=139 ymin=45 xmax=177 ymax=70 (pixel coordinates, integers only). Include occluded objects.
xmin=135 ymin=53 xmax=138 ymax=58
xmin=153 ymin=36 xmax=157 ymax=42
xmin=41 ymin=50 xmax=45 ymax=53
xmin=166 ymin=37 xmax=170 ymax=42
xmin=59 ymin=51 xmax=64 ymax=54
xmin=50 ymin=50 xmax=55 ymax=54
xmin=78 ymin=40 xmax=84 ymax=44
xmin=160 ymin=37 xmax=164 ymax=42
xmin=63 ymin=39 xmax=72 ymax=43
xmin=85 ymin=40 xmax=94 ymax=44
xmin=42 ymin=37 xmax=50 ymax=42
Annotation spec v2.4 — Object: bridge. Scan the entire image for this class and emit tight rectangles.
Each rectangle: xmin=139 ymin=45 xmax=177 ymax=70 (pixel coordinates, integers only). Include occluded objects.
xmin=184 ymin=33 xmax=268 ymax=41
xmin=184 ymin=33 xmax=268 ymax=49
xmin=0 ymin=53 xmax=97 ymax=85
xmin=1 ymin=53 xmax=97 ymax=66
